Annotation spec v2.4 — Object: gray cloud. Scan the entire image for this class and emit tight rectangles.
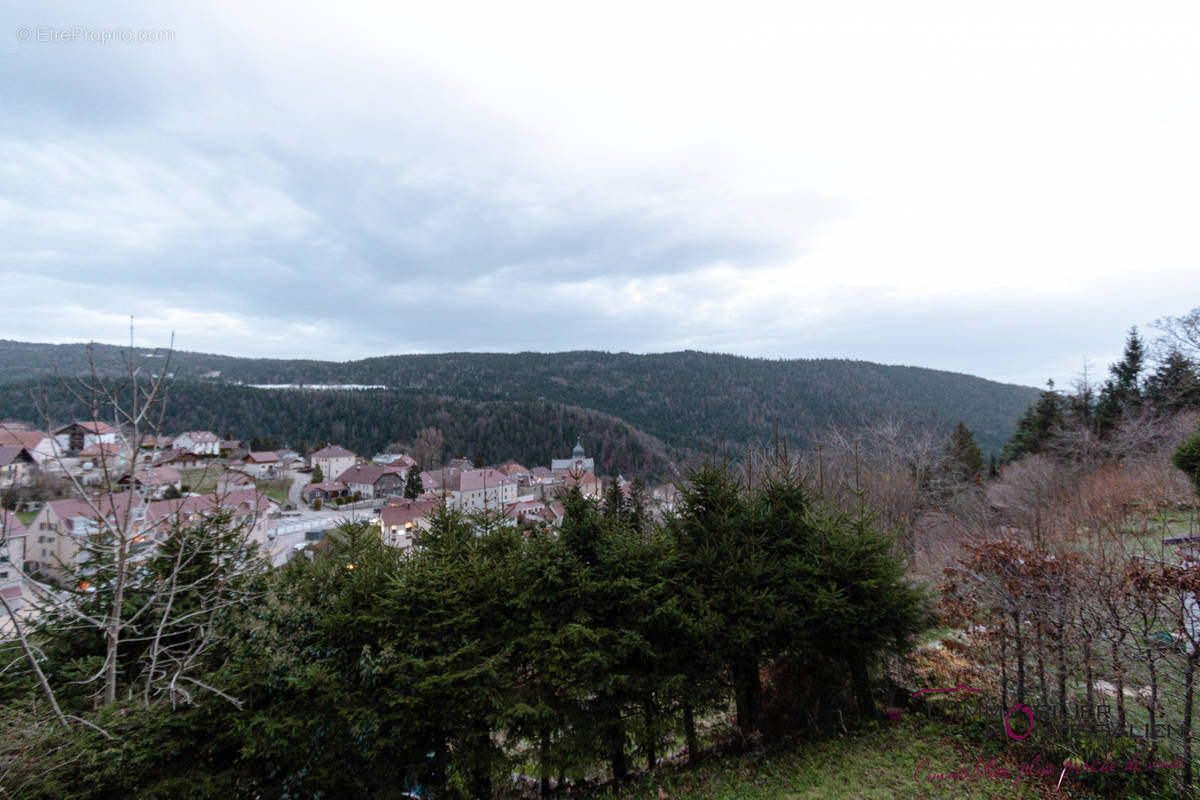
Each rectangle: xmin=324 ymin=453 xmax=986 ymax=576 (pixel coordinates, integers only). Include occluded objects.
xmin=3 ymin=2 xmax=1197 ymax=390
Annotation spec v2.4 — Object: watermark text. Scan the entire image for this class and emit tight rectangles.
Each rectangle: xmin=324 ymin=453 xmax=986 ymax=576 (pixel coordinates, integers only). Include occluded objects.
xmin=16 ymin=26 xmax=174 ymax=44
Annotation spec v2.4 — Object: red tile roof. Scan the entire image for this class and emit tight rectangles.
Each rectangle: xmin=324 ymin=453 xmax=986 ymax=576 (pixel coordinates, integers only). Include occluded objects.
xmin=54 ymin=421 xmax=117 ymax=435
xmin=379 ymin=498 xmax=439 ymax=530
xmin=0 ymin=509 xmax=28 ymax=538
xmin=335 ymin=464 xmax=406 ymax=485
xmin=0 ymin=431 xmax=50 ymax=450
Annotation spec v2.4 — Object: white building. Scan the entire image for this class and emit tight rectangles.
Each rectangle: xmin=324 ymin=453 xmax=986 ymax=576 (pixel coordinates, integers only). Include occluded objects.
xmin=425 ymin=468 xmax=518 ymax=512
xmin=0 ymin=510 xmax=28 ymax=622
xmin=0 ymin=428 xmax=60 ymax=468
xmin=551 ymin=440 xmax=595 ymax=475
xmin=310 ymin=445 xmax=357 ymax=480
xmin=53 ymin=421 xmax=121 ymax=455
xmin=173 ymin=430 xmax=220 ymax=456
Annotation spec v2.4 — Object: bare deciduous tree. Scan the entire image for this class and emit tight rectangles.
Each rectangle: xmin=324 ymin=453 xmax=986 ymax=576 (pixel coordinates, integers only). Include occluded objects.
xmin=9 ymin=326 xmax=267 ymax=715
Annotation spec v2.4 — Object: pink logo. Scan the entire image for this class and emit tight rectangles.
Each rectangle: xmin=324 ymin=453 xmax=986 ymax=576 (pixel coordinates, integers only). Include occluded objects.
xmin=1004 ymin=704 xmax=1034 ymax=740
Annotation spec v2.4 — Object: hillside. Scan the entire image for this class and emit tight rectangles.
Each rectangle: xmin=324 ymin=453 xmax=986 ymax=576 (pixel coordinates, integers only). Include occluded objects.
xmin=0 ymin=379 xmax=684 ymax=479
xmin=0 ymin=340 xmax=1039 ymax=462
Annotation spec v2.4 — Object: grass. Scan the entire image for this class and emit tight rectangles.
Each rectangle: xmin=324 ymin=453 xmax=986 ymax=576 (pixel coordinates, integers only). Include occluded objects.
xmin=179 ymin=467 xmax=223 ymax=495
xmin=16 ymin=511 xmax=36 ymax=526
xmin=611 ymin=716 xmax=1075 ymax=800
xmin=258 ymin=478 xmax=291 ymax=505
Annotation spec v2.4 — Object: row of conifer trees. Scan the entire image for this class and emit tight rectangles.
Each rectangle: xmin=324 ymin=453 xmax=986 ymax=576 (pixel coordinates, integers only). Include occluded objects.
xmin=2 ymin=456 xmax=927 ymax=799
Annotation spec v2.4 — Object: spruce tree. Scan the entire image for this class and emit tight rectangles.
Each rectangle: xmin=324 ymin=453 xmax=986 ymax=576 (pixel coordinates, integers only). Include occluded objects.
xmin=1002 ymin=381 xmax=1066 ymax=462
xmin=945 ymin=421 xmax=985 ymax=485
xmin=1145 ymin=350 xmax=1200 ymax=412
xmin=1174 ymin=433 xmax=1200 ymax=497
xmin=403 ymin=466 xmax=424 ymax=499
xmin=627 ymin=477 xmax=651 ymax=535
xmin=1096 ymin=327 xmax=1146 ymax=433
xmin=602 ymin=474 xmax=626 ymax=521
xmin=666 ymin=462 xmax=774 ymax=741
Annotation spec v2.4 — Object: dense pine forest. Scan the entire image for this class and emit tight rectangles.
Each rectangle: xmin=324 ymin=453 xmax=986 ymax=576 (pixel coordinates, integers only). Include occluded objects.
xmin=0 ymin=380 xmax=683 ymax=478
xmin=0 ymin=342 xmax=1038 ymax=465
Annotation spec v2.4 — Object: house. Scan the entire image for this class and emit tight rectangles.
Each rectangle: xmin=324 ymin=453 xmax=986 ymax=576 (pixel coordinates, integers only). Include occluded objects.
xmin=557 ymin=469 xmax=602 ymax=500
xmin=372 ymin=453 xmax=418 ymax=471
xmin=424 ymin=468 xmax=517 ymax=511
xmin=497 ymin=461 xmax=531 ymax=480
xmin=527 ymin=466 xmax=557 ymax=485
xmin=79 ymin=442 xmax=127 ymax=468
xmin=27 ymin=495 xmax=125 ymax=578
xmin=0 ymin=446 xmax=36 ymax=489
xmin=277 ymin=453 xmax=306 ymax=471
xmin=333 ymin=464 xmax=406 ymax=500
xmin=458 ymin=468 xmax=518 ymax=511
xmin=445 ymin=457 xmax=475 ymax=472
xmin=651 ymin=484 xmax=678 ymax=512
xmin=117 ymin=466 xmax=183 ymax=499
xmin=377 ymin=498 xmax=439 ymax=549
xmin=53 ymin=421 xmax=120 ymax=455
xmin=536 ymin=501 xmax=566 ymax=528
xmin=0 ymin=429 xmax=60 ymax=468
xmin=301 ymin=481 xmax=349 ymax=505
xmin=219 ymin=440 xmax=248 ymax=460
xmin=216 ymin=471 xmax=257 ymax=494
xmin=550 ymin=440 xmax=595 ymax=475
xmin=1 ymin=509 xmax=29 ymax=620
xmin=238 ymin=451 xmax=281 ymax=478
xmin=125 ymin=436 xmax=171 ymax=465
xmin=172 ymin=430 xmax=220 ymax=456
xmin=506 ymin=497 xmax=547 ymax=526
xmin=27 ymin=488 xmax=275 ymax=581
xmin=153 ymin=448 xmax=206 ymax=470
xmin=310 ymin=445 xmax=357 ymax=480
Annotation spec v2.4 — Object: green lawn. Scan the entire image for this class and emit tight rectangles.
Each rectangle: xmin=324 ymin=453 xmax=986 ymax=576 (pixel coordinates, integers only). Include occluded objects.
xmin=258 ymin=478 xmax=291 ymax=505
xmin=179 ymin=467 xmax=223 ymax=495
xmin=16 ymin=511 xmax=36 ymax=526
xmin=612 ymin=716 xmax=1076 ymax=800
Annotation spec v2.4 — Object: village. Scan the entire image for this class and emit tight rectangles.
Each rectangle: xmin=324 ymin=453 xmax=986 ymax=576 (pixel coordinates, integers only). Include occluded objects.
xmin=0 ymin=419 xmax=676 ymax=625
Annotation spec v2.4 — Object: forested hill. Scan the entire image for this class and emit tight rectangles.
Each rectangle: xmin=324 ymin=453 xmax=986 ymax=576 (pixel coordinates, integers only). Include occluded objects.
xmin=0 ymin=341 xmax=1039 ymax=460
xmin=0 ymin=380 xmax=684 ymax=479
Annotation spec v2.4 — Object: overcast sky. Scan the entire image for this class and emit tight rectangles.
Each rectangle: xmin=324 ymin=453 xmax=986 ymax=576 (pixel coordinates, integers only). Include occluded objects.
xmin=3 ymin=1 xmax=1199 ymax=388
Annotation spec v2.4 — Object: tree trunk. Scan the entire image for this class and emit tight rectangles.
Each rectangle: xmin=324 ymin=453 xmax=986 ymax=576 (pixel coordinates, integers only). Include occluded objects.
xmin=1035 ymin=620 xmax=1047 ymax=703
xmin=1147 ymin=648 xmax=1158 ymax=745
xmin=1013 ymin=610 xmax=1026 ymax=706
xmin=104 ymin=529 xmax=129 ymax=707
xmin=644 ymin=697 xmax=656 ymax=769
xmin=1112 ymin=632 xmax=1126 ymax=731
xmin=733 ymin=658 xmax=761 ymax=741
xmin=850 ymin=655 xmax=875 ymax=718
xmin=429 ymin=734 xmax=449 ymax=800
xmin=683 ymin=702 xmax=699 ymax=764
xmin=1055 ymin=620 xmax=1068 ymax=721
xmin=1083 ymin=633 xmax=1094 ymax=712
xmin=610 ymin=715 xmax=628 ymax=782
xmin=540 ymin=730 xmax=551 ymax=800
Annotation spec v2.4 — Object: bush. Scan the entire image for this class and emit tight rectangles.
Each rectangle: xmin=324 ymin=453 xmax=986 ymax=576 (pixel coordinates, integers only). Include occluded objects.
xmin=1173 ymin=432 xmax=1200 ymax=497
